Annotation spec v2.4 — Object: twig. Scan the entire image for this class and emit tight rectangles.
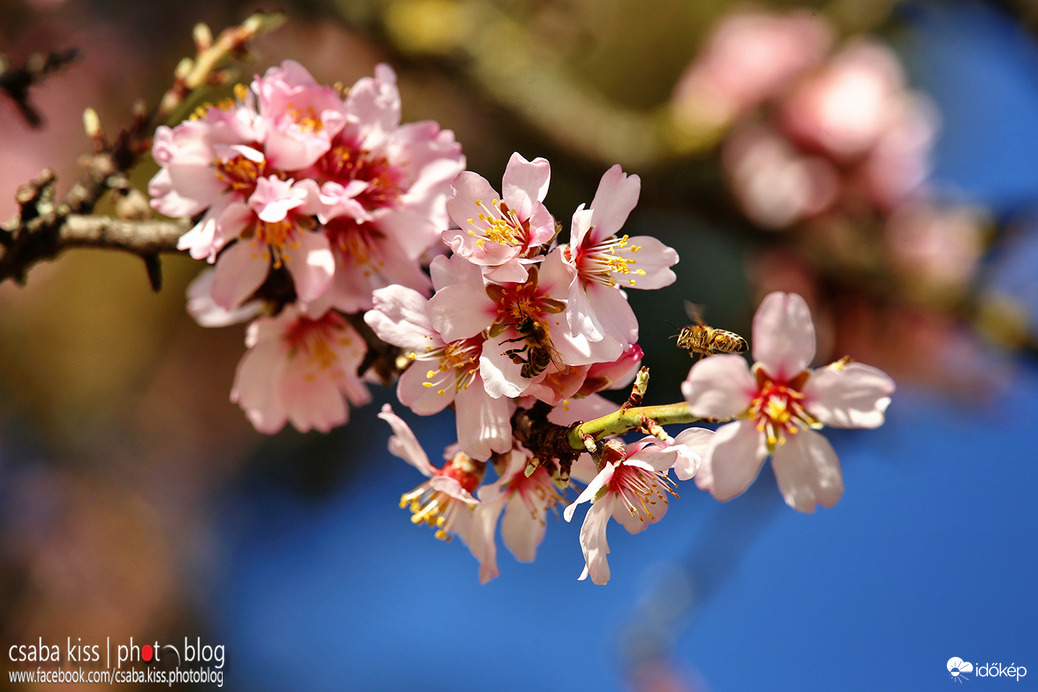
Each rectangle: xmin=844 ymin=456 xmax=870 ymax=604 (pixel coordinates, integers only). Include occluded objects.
xmin=0 ymin=49 xmax=81 ymax=128
xmin=0 ymin=12 xmax=284 ymax=290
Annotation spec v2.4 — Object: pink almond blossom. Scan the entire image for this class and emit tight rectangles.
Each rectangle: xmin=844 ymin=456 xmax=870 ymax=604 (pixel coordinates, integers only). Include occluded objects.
xmin=562 ymin=164 xmax=679 ymax=347
xmin=563 ymin=436 xmax=698 ymax=585
xmin=365 ymin=282 xmax=512 ymax=460
xmin=427 ymin=249 xmax=615 ymax=401
xmin=441 ymin=152 xmax=557 ymax=283
xmin=231 ymin=305 xmax=370 ymax=433
xmin=378 ymin=405 xmax=488 ymax=555
xmin=469 ymin=447 xmax=566 ymax=583
xmin=307 ymin=65 xmax=465 ymax=313
xmin=682 ymin=292 xmax=895 ymax=512
xmin=208 ymin=176 xmax=335 ymax=309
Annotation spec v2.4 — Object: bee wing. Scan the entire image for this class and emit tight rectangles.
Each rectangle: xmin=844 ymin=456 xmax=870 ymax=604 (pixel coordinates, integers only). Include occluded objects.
xmin=683 ymin=300 xmax=706 ymax=326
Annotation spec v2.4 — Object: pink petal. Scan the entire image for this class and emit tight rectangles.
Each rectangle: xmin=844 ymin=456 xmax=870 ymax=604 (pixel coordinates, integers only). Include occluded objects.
xmin=682 ymin=354 xmax=757 ymax=419
xmin=578 ymin=498 xmax=614 ymax=584
xmin=804 ymin=361 xmax=895 ymax=429
xmin=502 ymin=494 xmax=547 ymax=562
xmin=700 ymin=419 xmax=768 ymax=501
xmin=231 ymin=338 xmax=288 ymax=434
xmin=502 ymin=152 xmax=551 ymax=219
xmin=751 ymin=291 xmax=816 ymax=380
xmin=427 ymin=284 xmax=495 ymax=341
xmin=478 ymin=347 xmax=528 ymax=399
xmin=286 ymin=232 xmax=335 ymax=303
xmin=446 ymin=172 xmax=501 ymax=236
xmin=377 ymin=404 xmax=436 ymax=477
xmin=365 ymin=285 xmax=439 ymax=351
xmin=281 ymin=365 xmax=349 ymax=433
xmin=588 ymin=164 xmax=641 ymax=241
xmin=396 ymin=360 xmax=455 ymax=415
xmin=454 ymin=381 xmax=512 ymax=459
xmin=210 ymin=240 xmax=270 ymax=309
xmin=771 ymin=428 xmax=844 ymax=512
xmin=612 ymin=235 xmax=679 ymax=290
xmin=564 ymin=464 xmax=615 ymax=523
xmin=671 ymin=427 xmax=716 ymax=481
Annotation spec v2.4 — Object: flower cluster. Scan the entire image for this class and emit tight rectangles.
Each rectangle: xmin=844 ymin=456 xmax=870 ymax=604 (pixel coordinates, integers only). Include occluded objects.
xmin=153 ymin=58 xmax=896 ymax=585
xmin=367 ymin=153 xmax=693 ymax=582
xmin=151 ymin=60 xmax=464 ymax=431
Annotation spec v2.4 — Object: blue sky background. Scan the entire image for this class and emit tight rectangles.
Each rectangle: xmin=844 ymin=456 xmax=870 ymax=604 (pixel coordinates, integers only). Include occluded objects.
xmin=207 ymin=2 xmax=1038 ymax=690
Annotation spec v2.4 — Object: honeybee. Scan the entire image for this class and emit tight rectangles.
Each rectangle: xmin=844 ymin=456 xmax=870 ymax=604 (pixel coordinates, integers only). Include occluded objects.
xmin=500 ymin=315 xmax=565 ymax=378
xmin=675 ymin=302 xmax=748 ymax=359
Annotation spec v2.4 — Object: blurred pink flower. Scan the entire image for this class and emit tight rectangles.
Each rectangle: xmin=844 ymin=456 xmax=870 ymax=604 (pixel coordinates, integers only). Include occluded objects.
xmin=723 ymin=122 xmax=839 ymax=229
xmin=682 ymin=292 xmax=895 ymax=512
xmin=231 ymin=305 xmax=370 ymax=433
xmin=778 ymin=40 xmax=928 ymax=162
xmin=672 ymin=8 xmax=833 ymax=129
xmin=884 ymin=202 xmax=986 ymax=289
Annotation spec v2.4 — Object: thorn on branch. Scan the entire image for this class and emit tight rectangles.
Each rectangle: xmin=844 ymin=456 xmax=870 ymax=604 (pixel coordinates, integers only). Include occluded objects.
xmin=143 ymin=254 xmax=163 ymax=292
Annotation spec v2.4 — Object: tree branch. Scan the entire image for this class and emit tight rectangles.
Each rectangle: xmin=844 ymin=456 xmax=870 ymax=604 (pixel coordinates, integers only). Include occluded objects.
xmin=0 ymin=49 xmax=81 ymax=128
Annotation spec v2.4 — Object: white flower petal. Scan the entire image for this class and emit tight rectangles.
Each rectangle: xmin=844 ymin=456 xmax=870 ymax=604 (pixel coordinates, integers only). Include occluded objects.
xmin=454 ymin=380 xmax=512 ymax=459
xmin=700 ymin=420 xmax=768 ymax=501
xmin=377 ymin=404 xmax=436 ymax=477
xmin=681 ymin=354 xmax=756 ymax=419
xmin=502 ymin=495 xmax=547 ymax=563
xmin=771 ymin=428 xmax=843 ymax=512
xmin=751 ymin=292 xmax=816 ymax=379
xmin=804 ymin=362 xmax=895 ymax=429
xmin=577 ymin=498 xmax=614 ymax=584
xmin=671 ymin=427 xmax=716 ymax=481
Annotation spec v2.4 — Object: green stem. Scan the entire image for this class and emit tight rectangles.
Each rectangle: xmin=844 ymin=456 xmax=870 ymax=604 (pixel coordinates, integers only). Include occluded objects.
xmin=566 ymin=401 xmax=703 ymax=450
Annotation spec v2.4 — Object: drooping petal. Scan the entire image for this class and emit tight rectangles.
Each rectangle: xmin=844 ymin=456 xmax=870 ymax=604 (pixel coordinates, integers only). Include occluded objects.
xmin=501 ymin=491 xmax=548 ymax=562
xmin=699 ymin=419 xmax=768 ymax=501
xmin=804 ymin=361 xmax=895 ymax=429
xmin=771 ymin=427 xmax=844 ymax=512
xmin=470 ymin=500 xmax=505 ymax=584
xmin=577 ymin=498 xmax=614 ymax=584
xmin=377 ymin=404 xmax=436 ymax=477
xmin=751 ymin=291 xmax=816 ymax=380
xmin=564 ymin=464 xmax=615 ymax=523
xmin=454 ymin=380 xmax=512 ymax=459
xmin=682 ymin=354 xmax=757 ymax=419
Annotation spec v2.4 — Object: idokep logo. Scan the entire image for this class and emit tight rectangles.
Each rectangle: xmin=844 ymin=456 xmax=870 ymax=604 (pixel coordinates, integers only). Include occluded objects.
xmin=948 ymin=656 xmax=1028 ymax=683
xmin=948 ymin=657 xmax=974 ymax=682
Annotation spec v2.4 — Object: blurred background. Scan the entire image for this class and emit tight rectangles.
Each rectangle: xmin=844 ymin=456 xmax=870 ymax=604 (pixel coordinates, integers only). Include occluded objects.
xmin=2 ymin=0 xmax=1037 ymax=689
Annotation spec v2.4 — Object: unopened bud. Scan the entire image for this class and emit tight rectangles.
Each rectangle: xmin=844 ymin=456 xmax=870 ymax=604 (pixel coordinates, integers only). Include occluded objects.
xmin=82 ymin=107 xmax=103 ymax=139
xmin=174 ymin=57 xmax=193 ymax=81
xmin=193 ymin=23 xmax=213 ymax=51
